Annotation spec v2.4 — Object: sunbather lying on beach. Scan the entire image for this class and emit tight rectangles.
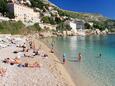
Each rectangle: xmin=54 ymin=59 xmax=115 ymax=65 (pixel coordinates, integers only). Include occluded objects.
xmin=13 ymin=57 xmax=21 ymax=64
xmin=3 ymin=57 xmax=21 ymax=65
xmin=0 ymin=68 xmax=7 ymax=77
xmin=27 ymin=62 xmax=41 ymax=68
xmin=18 ymin=62 xmax=41 ymax=68
xmin=23 ymin=49 xmax=41 ymax=57
xmin=2 ymin=58 xmax=10 ymax=63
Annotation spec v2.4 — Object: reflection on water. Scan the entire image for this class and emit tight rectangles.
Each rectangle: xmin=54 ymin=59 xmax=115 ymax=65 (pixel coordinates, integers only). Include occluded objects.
xmin=42 ymin=35 xmax=115 ymax=86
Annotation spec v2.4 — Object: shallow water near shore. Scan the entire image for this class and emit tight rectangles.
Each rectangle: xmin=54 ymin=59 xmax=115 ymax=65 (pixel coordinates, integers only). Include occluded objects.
xmin=42 ymin=34 xmax=115 ymax=86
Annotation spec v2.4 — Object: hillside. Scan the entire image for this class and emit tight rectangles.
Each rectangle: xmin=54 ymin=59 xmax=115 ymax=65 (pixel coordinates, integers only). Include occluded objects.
xmin=28 ymin=0 xmax=107 ymax=22
xmin=43 ymin=0 xmax=107 ymax=21
xmin=0 ymin=0 xmax=115 ymax=34
xmin=0 ymin=0 xmax=108 ymax=23
xmin=58 ymin=9 xmax=107 ymax=22
xmin=46 ymin=0 xmax=115 ymax=30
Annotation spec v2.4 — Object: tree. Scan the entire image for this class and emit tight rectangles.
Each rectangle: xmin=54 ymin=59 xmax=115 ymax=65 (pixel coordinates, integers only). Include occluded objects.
xmin=0 ymin=0 xmax=7 ymax=16
xmin=93 ymin=22 xmax=106 ymax=31
xmin=41 ymin=16 xmax=56 ymax=25
xmin=58 ymin=10 xmax=66 ymax=16
xmin=41 ymin=16 xmax=50 ymax=23
xmin=33 ymin=23 xmax=42 ymax=31
xmin=49 ymin=17 xmax=56 ymax=25
xmin=56 ymin=22 xmax=71 ymax=32
xmin=55 ymin=17 xmax=62 ymax=24
xmin=66 ymin=24 xmax=72 ymax=31
xmin=29 ymin=0 xmax=44 ymax=9
xmin=56 ymin=23 xmax=64 ymax=32
xmin=84 ymin=23 xmax=91 ymax=29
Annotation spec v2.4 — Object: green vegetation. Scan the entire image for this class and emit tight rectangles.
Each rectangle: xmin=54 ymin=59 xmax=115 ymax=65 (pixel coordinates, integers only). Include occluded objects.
xmin=0 ymin=0 xmax=115 ymax=33
xmin=41 ymin=16 xmax=63 ymax=25
xmin=58 ymin=10 xmax=81 ymax=18
xmin=55 ymin=17 xmax=62 ymax=24
xmin=57 ymin=8 xmax=107 ymax=23
xmin=0 ymin=0 xmax=15 ymax=18
xmin=56 ymin=22 xmax=71 ymax=32
xmin=41 ymin=16 xmax=56 ymax=25
xmin=27 ymin=23 xmax=42 ymax=32
xmin=105 ymin=19 xmax=115 ymax=32
xmin=104 ymin=19 xmax=115 ymax=28
xmin=109 ymin=29 xmax=115 ymax=32
xmin=0 ymin=21 xmax=25 ymax=34
xmin=93 ymin=21 xmax=106 ymax=31
xmin=0 ymin=0 xmax=8 ymax=16
xmin=84 ymin=23 xmax=92 ymax=29
xmin=0 ymin=21 xmax=43 ymax=34
xmin=30 ymin=0 xmax=46 ymax=9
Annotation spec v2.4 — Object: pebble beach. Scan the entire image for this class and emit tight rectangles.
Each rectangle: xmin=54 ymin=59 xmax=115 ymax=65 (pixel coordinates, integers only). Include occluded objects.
xmin=0 ymin=34 xmax=75 ymax=86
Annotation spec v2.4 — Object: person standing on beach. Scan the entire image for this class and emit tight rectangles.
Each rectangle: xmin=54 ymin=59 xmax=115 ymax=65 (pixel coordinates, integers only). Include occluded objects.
xmin=78 ymin=53 xmax=82 ymax=62
xmin=63 ymin=53 xmax=67 ymax=64
xmin=51 ymin=42 xmax=54 ymax=48
xmin=50 ymin=42 xmax=55 ymax=53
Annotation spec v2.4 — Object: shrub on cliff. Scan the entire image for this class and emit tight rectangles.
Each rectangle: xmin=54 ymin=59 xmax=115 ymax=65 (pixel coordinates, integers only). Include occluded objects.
xmin=41 ymin=16 xmax=56 ymax=25
xmin=27 ymin=23 xmax=43 ymax=33
xmin=55 ymin=17 xmax=62 ymax=24
xmin=84 ymin=23 xmax=92 ymax=29
xmin=30 ymin=0 xmax=45 ymax=9
xmin=56 ymin=22 xmax=71 ymax=32
xmin=0 ymin=0 xmax=7 ymax=16
xmin=93 ymin=22 xmax=106 ymax=31
xmin=32 ymin=23 xmax=42 ymax=31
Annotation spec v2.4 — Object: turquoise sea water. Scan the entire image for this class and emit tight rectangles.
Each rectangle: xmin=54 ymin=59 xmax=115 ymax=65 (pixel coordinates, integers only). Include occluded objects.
xmin=42 ymin=35 xmax=115 ymax=86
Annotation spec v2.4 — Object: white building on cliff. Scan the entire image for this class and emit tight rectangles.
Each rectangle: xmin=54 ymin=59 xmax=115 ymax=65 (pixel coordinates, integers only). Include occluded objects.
xmin=7 ymin=1 xmax=40 ymax=25
xmin=65 ymin=19 xmax=86 ymax=35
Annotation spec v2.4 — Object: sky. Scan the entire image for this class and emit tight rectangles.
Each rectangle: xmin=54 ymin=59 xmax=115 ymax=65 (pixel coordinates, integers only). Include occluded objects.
xmin=49 ymin=0 xmax=115 ymax=19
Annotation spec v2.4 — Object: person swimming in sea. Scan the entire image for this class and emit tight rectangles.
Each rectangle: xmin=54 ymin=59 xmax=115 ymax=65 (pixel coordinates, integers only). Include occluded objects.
xmin=96 ymin=53 xmax=102 ymax=58
xmin=78 ymin=53 xmax=82 ymax=62
xmin=63 ymin=53 xmax=67 ymax=64
xmin=99 ymin=53 xmax=102 ymax=57
xmin=99 ymin=53 xmax=102 ymax=58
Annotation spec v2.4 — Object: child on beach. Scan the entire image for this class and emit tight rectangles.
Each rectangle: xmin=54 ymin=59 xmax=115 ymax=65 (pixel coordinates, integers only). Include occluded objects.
xmin=63 ymin=53 xmax=67 ymax=64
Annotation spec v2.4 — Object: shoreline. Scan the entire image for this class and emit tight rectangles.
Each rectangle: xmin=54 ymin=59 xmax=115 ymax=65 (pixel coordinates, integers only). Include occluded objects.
xmin=33 ymin=36 xmax=76 ymax=86
xmin=40 ymin=37 xmax=97 ymax=86
xmin=0 ymin=34 xmax=76 ymax=86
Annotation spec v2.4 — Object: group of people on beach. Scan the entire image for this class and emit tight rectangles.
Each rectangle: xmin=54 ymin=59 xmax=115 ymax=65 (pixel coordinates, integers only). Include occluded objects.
xmin=0 ymin=35 xmax=49 ymax=77
xmin=2 ymin=57 xmax=41 ymax=68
